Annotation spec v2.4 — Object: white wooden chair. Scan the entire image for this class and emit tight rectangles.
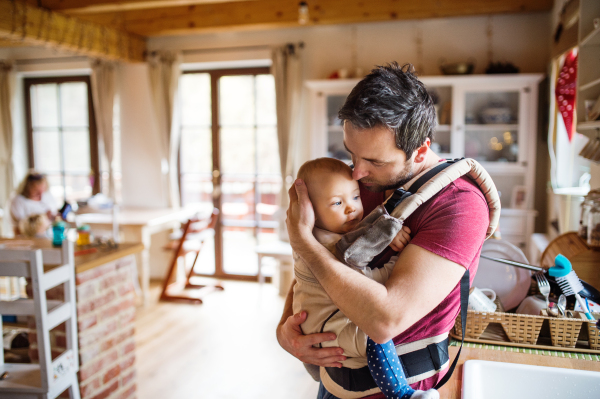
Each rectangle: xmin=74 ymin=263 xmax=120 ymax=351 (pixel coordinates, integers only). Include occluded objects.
xmin=0 ymin=241 xmax=80 ymax=399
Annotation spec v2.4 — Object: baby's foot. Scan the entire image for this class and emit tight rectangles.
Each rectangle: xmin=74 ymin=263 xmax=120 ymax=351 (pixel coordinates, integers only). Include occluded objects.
xmin=409 ymin=389 xmax=440 ymax=399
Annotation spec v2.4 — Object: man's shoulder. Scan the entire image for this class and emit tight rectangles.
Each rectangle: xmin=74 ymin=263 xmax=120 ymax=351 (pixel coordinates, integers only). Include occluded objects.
xmin=436 ymin=176 xmax=487 ymax=204
xmin=414 ymin=175 xmax=489 ymax=223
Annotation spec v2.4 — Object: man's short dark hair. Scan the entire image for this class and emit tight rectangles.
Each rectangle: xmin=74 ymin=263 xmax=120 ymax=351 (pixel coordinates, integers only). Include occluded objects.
xmin=338 ymin=62 xmax=436 ymax=157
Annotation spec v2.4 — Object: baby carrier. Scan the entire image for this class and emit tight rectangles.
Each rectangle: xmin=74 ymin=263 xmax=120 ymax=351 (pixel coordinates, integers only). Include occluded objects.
xmin=319 ymin=158 xmax=501 ymax=398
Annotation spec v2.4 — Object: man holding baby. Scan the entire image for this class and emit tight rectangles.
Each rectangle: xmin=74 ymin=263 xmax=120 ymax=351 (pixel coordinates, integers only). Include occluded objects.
xmin=277 ymin=63 xmax=492 ymax=398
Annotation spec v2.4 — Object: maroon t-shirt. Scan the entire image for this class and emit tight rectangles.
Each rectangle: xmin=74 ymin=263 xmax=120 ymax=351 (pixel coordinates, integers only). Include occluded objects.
xmin=359 ymin=175 xmax=489 ymax=395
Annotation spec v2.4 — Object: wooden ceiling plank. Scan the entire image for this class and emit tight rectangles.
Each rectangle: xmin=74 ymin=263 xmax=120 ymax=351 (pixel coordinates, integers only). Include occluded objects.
xmin=70 ymin=0 xmax=554 ymax=37
xmin=41 ymin=0 xmax=253 ymax=14
xmin=0 ymin=38 xmax=30 ymax=47
xmin=0 ymin=0 xmax=146 ymax=62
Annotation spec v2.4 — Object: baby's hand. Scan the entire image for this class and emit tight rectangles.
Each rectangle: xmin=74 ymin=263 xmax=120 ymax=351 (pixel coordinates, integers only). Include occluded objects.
xmin=389 ymin=226 xmax=411 ymax=252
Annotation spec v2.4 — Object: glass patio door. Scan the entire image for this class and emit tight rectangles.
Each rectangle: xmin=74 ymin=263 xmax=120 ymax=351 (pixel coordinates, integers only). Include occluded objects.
xmin=179 ymin=68 xmax=281 ymax=281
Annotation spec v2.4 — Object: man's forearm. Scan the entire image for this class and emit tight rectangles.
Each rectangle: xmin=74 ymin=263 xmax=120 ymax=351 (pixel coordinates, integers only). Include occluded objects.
xmin=294 ymin=235 xmax=398 ymax=342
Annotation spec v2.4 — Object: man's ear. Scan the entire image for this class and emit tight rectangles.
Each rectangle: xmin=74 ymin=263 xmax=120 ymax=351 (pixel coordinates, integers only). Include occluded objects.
xmin=413 ymin=138 xmax=431 ymax=163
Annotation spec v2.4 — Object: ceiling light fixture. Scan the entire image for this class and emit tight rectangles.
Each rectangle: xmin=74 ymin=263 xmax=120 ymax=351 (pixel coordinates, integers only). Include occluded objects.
xmin=298 ymin=1 xmax=309 ymax=25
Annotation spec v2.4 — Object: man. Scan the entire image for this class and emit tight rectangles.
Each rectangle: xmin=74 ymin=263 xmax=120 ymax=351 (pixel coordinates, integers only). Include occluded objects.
xmin=277 ymin=63 xmax=490 ymax=398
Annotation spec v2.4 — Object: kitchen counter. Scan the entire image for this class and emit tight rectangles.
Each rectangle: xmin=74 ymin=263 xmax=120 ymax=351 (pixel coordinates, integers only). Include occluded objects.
xmin=74 ymin=242 xmax=144 ymax=273
xmin=0 ymin=238 xmax=143 ymax=273
xmin=438 ymin=345 xmax=600 ymax=398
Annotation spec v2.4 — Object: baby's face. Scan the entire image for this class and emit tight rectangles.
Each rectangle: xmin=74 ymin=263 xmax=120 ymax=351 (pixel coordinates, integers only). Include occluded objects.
xmin=310 ymin=170 xmax=364 ymax=234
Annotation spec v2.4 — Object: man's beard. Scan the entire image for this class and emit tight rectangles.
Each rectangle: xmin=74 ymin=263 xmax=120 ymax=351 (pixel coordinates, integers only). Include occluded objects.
xmin=360 ymin=162 xmax=415 ymax=193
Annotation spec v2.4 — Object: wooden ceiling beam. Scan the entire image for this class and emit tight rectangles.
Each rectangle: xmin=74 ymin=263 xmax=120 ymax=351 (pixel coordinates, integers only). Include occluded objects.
xmin=0 ymin=38 xmax=29 ymax=47
xmin=0 ymin=0 xmax=146 ymax=62
xmin=69 ymin=0 xmax=554 ymax=37
xmin=39 ymin=0 xmax=253 ymax=14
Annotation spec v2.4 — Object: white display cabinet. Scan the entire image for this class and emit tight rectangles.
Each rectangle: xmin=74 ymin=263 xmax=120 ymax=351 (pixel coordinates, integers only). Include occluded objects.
xmin=576 ymin=0 xmax=600 ymax=133
xmin=306 ymin=74 xmax=544 ymax=254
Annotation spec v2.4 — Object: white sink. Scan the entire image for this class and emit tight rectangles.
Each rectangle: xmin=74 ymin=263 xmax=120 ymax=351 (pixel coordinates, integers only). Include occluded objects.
xmin=462 ymin=360 xmax=600 ymax=399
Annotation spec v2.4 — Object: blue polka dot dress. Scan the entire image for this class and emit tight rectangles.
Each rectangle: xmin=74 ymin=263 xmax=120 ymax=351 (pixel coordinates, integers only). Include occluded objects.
xmin=366 ymin=338 xmax=440 ymax=399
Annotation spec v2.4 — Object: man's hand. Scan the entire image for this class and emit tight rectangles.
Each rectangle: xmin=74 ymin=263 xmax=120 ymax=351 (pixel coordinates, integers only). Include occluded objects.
xmin=389 ymin=225 xmax=411 ymax=252
xmin=286 ymin=179 xmax=316 ymax=245
xmin=277 ymin=311 xmax=347 ymax=368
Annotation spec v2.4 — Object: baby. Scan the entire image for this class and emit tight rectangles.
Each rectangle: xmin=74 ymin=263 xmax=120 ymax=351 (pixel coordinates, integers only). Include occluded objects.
xmin=293 ymin=158 xmax=438 ymax=399
xmin=18 ymin=214 xmax=51 ymax=238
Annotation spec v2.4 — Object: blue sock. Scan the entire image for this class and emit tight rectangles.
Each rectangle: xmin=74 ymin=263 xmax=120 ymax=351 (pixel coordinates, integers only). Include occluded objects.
xmin=367 ymin=337 xmax=415 ymax=399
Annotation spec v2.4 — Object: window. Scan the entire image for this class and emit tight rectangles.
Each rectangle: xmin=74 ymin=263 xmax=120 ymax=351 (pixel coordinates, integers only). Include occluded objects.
xmin=179 ymin=67 xmax=281 ymax=279
xmin=24 ymin=76 xmax=99 ymax=204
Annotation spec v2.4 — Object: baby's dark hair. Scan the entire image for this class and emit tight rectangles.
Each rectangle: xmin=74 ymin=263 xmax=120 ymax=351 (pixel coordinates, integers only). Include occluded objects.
xmin=297 ymin=158 xmax=352 ymax=185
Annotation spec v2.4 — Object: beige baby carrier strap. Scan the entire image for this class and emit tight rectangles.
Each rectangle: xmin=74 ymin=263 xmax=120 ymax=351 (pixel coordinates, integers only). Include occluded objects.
xmin=322 ymin=158 xmax=500 ymax=397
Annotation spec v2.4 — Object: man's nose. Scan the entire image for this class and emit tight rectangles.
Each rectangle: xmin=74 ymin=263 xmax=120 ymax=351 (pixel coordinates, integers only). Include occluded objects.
xmin=352 ymin=161 xmax=368 ymax=180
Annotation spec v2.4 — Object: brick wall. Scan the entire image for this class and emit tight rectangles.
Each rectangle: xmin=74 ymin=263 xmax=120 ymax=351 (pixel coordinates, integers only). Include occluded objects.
xmin=76 ymin=255 xmax=138 ymax=399
xmin=28 ymin=254 xmax=138 ymax=399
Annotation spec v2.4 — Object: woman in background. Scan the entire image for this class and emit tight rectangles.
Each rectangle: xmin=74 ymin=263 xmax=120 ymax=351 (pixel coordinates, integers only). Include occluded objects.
xmin=10 ymin=171 xmax=57 ymax=235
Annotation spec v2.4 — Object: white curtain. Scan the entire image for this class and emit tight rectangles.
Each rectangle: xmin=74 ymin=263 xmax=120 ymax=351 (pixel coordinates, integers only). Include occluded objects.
xmin=148 ymin=51 xmax=182 ymax=208
xmin=91 ymin=60 xmax=116 ymax=200
xmin=272 ymin=44 xmax=304 ymax=241
xmin=0 ymin=61 xmax=14 ymax=212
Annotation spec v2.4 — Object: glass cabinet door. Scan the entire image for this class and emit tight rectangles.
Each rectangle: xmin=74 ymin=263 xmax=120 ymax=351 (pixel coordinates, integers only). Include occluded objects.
xmin=326 ymin=94 xmax=350 ymax=161
xmin=462 ymin=89 xmax=521 ymax=163
xmin=425 ymin=85 xmax=453 ymax=156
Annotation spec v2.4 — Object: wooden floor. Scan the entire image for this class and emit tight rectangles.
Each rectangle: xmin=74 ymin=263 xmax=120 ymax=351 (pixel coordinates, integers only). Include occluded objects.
xmin=135 ymin=279 xmax=319 ymax=399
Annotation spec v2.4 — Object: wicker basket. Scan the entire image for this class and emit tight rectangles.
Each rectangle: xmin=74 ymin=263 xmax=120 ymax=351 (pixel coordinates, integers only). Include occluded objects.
xmin=500 ymin=313 xmax=545 ymax=344
xmin=456 ymin=310 xmax=504 ymax=340
xmin=541 ymin=310 xmax=584 ymax=348
xmin=583 ymin=312 xmax=600 ymax=350
xmin=456 ymin=310 xmax=544 ymax=344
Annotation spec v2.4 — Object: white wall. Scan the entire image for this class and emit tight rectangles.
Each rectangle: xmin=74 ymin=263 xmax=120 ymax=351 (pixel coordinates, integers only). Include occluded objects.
xmin=149 ymin=12 xmax=551 ymax=78
xmin=118 ymin=63 xmax=168 ymax=207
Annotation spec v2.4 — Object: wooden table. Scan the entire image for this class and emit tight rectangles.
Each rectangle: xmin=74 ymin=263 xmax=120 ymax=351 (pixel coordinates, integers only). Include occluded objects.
xmin=438 ymin=346 xmax=600 ymax=398
xmin=255 ymin=241 xmax=293 ymax=284
xmin=76 ymin=204 xmax=212 ymax=304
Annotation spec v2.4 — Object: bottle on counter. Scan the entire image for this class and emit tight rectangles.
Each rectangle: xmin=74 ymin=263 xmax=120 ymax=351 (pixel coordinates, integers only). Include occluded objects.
xmin=76 ymin=225 xmax=92 ymax=246
xmin=579 ymin=189 xmax=600 ymax=241
xmin=52 ymin=218 xmax=67 ymax=247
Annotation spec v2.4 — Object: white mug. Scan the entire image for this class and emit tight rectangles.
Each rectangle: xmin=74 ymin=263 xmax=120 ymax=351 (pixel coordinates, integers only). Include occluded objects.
xmin=468 ymin=287 xmax=497 ymax=312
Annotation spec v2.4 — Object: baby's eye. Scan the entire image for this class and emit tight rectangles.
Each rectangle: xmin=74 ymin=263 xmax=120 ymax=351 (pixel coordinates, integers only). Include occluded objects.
xmin=333 ymin=201 xmax=342 ymax=206
xmin=353 ymin=195 xmax=360 ymax=200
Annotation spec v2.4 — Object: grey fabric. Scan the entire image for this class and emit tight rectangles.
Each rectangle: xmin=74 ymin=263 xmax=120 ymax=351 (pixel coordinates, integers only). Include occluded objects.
xmin=304 ymin=362 xmax=321 ymax=382
xmin=336 ymin=205 xmax=403 ymax=268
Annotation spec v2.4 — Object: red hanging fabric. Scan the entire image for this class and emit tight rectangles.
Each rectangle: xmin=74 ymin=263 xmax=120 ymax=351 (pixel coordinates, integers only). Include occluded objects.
xmin=555 ymin=50 xmax=578 ymax=142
